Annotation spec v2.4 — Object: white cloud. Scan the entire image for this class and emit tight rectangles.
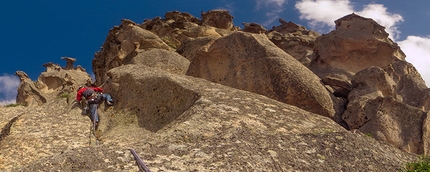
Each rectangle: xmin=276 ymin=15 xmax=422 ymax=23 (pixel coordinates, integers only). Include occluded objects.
xmin=398 ymin=36 xmax=430 ymax=86
xmin=359 ymin=4 xmax=403 ymax=40
xmin=255 ymin=0 xmax=287 ymax=10
xmin=255 ymin=0 xmax=288 ymax=26
xmin=295 ymin=0 xmax=403 ymax=40
xmin=0 ymin=74 xmax=20 ymax=105
xmin=295 ymin=0 xmax=353 ymax=31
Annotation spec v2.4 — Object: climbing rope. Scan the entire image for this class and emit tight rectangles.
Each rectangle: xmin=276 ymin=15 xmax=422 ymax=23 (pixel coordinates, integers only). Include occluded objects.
xmin=129 ymin=148 xmax=151 ymax=172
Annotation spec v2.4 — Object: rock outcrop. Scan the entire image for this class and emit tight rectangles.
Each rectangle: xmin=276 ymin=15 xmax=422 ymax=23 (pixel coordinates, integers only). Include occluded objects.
xmin=15 ymin=57 xmax=89 ymax=106
xmin=241 ymin=22 xmax=267 ymax=34
xmin=267 ymin=19 xmax=320 ymax=67
xmin=201 ymin=9 xmax=235 ymax=30
xmin=94 ymin=10 xmax=239 ymax=86
xmin=15 ymin=71 xmax=47 ymax=107
xmin=311 ymin=13 xmax=405 ymax=78
xmin=308 ymin=13 xmax=430 ymax=155
xmin=186 ymin=31 xmax=342 ymax=120
xmin=342 ymin=62 xmax=430 ymax=154
xmin=93 ymin=19 xmax=173 ymax=85
xmin=38 ymin=59 xmax=90 ymax=96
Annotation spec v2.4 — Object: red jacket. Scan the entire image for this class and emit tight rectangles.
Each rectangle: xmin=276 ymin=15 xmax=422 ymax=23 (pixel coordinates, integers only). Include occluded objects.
xmin=76 ymin=86 xmax=103 ymax=101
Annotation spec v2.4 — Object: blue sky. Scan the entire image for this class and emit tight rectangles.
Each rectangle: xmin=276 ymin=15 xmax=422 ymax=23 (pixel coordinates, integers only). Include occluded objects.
xmin=1 ymin=0 xmax=429 ymax=105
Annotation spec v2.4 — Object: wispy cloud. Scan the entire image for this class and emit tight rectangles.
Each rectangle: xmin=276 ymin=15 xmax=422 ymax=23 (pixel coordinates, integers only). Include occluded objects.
xmin=295 ymin=0 xmax=430 ymax=87
xmin=222 ymin=2 xmax=236 ymax=14
xmin=255 ymin=0 xmax=288 ymax=26
xmin=398 ymin=36 xmax=430 ymax=85
xmin=359 ymin=3 xmax=403 ymax=40
xmin=0 ymin=74 xmax=19 ymax=105
xmin=220 ymin=1 xmax=236 ymax=14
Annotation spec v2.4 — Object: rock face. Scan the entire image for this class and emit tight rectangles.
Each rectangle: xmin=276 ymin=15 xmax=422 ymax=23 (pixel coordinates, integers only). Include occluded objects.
xmin=186 ymin=31 xmax=341 ymax=120
xmin=1 ymin=65 xmax=417 ymax=171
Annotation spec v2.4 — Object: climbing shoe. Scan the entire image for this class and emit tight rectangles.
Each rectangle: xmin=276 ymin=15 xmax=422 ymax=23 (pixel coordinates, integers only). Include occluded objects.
xmin=107 ymin=101 xmax=114 ymax=106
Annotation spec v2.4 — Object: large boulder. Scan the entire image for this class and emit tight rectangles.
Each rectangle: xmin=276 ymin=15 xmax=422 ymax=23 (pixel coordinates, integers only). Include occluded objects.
xmin=344 ymin=96 xmax=430 ymax=155
xmin=342 ymin=63 xmax=430 ymax=154
xmin=186 ymin=31 xmax=342 ymax=120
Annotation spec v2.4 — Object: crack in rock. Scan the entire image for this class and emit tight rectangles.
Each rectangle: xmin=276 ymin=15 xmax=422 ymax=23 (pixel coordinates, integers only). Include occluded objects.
xmin=0 ymin=113 xmax=24 ymax=142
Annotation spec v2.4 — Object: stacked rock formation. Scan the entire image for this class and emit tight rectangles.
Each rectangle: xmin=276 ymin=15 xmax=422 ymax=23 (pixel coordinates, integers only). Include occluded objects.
xmin=15 ymin=57 xmax=91 ymax=107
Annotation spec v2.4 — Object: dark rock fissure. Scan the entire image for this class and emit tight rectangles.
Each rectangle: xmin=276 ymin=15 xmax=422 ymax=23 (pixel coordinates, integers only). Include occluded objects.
xmin=0 ymin=113 xmax=24 ymax=143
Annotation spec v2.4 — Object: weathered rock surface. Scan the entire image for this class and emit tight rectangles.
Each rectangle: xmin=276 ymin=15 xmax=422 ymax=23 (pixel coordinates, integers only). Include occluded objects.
xmin=15 ymin=58 xmax=89 ymax=106
xmin=342 ymin=63 xmax=430 ymax=154
xmin=0 ymin=98 xmax=94 ymax=170
xmin=186 ymin=31 xmax=341 ymax=120
xmin=176 ymin=37 xmax=215 ymax=62
xmin=311 ymin=13 xmax=405 ymax=77
xmin=38 ymin=58 xmax=91 ymax=95
xmin=201 ymin=9 xmax=235 ymax=31
xmin=141 ymin=10 xmax=235 ymax=52
xmin=241 ymin=22 xmax=267 ymax=34
xmin=344 ymin=96 xmax=430 ymax=155
xmin=15 ymin=71 xmax=47 ymax=107
xmin=267 ymin=19 xmax=320 ymax=67
xmin=123 ymin=48 xmax=190 ymax=75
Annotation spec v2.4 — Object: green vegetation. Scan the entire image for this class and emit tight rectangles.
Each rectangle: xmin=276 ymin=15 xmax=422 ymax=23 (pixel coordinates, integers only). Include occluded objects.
xmin=365 ymin=133 xmax=373 ymax=137
xmin=161 ymin=36 xmax=177 ymax=49
xmin=401 ymin=155 xmax=430 ymax=171
xmin=4 ymin=103 xmax=22 ymax=107
xmin=59 ymin=93 xmax=70 ymax=98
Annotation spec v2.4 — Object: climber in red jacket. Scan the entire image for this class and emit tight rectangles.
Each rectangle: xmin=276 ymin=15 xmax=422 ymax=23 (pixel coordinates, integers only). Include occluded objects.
xmin=76 ymin=85 xmax=114 ymax=129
